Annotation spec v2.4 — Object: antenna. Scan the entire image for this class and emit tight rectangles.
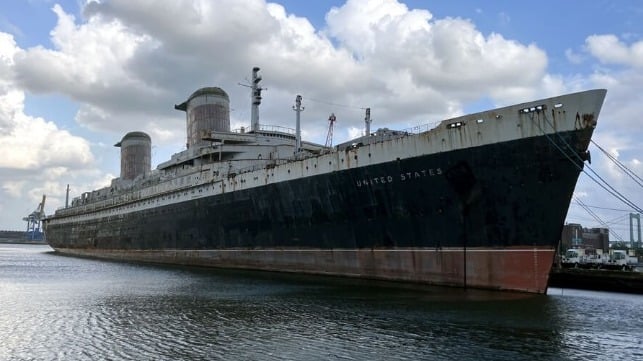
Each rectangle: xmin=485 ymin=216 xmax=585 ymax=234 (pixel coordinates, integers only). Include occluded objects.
xmin=325 ymin=113 xmax=336 ymax=148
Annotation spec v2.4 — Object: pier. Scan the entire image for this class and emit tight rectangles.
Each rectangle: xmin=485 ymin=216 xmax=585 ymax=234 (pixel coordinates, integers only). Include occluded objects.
xmin=549 ymin=267 xmax=643 ymax=294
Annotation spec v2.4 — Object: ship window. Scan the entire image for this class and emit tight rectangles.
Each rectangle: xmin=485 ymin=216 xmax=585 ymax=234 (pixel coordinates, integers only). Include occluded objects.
xmin=519 ymin=104 xmax=546 ymax=113
xmin=476 ymin=119 xmax=484 ymax=124
xmin=554 ymin=103 xmax=563 ymax=108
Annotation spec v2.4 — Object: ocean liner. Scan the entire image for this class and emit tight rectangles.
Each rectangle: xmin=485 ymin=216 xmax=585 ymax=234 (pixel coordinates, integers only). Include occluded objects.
xmin=44 ymin=67 xmax=607 ymax=293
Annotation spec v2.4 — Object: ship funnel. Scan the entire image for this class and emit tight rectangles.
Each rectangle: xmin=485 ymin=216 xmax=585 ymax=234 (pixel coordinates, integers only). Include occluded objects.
xmin=175 ymin=87 xmax=230 ymax=149
xmin=115 ymin=131 xmax=151 ymax=181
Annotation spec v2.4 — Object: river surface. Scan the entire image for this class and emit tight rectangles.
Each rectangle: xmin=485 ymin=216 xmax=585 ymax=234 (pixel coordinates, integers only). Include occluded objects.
xmin=1 ymin=243 xmax=642 ymax=360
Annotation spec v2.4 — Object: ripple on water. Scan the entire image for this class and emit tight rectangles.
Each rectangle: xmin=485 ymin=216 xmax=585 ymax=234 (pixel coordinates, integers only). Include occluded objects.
xmin=1 ymin=245 xmax=643 ymax=360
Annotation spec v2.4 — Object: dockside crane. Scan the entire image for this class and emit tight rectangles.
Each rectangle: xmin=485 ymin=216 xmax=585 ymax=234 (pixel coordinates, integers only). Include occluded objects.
xmin=23 ymin=195 xmax=46 ymax=241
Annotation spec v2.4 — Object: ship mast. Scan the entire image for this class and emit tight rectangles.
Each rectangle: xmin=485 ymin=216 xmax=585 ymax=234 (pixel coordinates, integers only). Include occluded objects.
xmin=364 ymin=108 xmax=371 ymax=136
xmin=293 ymin=95 xmax=304 ymax=153
xmin=65 ymin=184 xmax=70 ymax=208
xmin=250 ymin=67 xmax=263 ymax=132
xmin=325 ymin=113 xmax=336 ymax=148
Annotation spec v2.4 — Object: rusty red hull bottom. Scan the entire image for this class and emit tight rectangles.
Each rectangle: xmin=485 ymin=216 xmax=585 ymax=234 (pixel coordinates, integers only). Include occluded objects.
xmin=52 ymin=246 xmax=556 ymax=293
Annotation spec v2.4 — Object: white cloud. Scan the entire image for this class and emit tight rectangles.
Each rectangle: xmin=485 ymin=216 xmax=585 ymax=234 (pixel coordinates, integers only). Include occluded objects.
xmin=0 ymin=31 xmax=98 ymax=228
xmin=565 ymin=48 xmax=583 ymax=64
xmin=2 ymin=180 xmax=24 ymax=197
xmin=0 ymin=0 xmax=641 ymax=230
xmin=326 ymin=0 xmax=428 ymax=58
xmin=9 ymin=0 xmax=555 ymax=142
xmin=0 ymin=88 xmax=93 ymax=170
xmin=585 ymin=34 xmax=643 ymax=68
xmin=347 ymin=126 xmax=363 ymax=140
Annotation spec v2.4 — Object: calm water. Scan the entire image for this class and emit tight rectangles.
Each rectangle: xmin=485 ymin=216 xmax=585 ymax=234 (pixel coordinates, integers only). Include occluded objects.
xmin=1 ymin=244 xmax=642 ymax=360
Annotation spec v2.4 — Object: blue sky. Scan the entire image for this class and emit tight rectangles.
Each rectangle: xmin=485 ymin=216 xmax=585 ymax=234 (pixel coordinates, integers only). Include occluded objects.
xmin=0 ymin=0 xmax=641 ymax=242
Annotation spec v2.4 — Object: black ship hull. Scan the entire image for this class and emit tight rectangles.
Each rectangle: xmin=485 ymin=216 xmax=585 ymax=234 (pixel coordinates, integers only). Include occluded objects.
xmin=45 ymin=128 xmax=592 ymax=293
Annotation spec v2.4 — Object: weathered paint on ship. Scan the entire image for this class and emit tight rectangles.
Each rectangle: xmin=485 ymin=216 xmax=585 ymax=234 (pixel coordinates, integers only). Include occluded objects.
xmin=44 ymin=88 xmax=607 ymax=293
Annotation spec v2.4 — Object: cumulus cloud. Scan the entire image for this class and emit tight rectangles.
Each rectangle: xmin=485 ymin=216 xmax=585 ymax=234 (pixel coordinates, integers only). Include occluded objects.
xmin=0 ymin=31 xmax=97 ymax=228
xmin=326 ymin=0 xmax=549 ymax=110
xmin=13 ymin=4 xmax=162 ymax=134
xmin=0 ymin=89 xmax=93 ymax=170
xmin=10 ymin=0 xmax=556 ymax=142
xmin=585 ymin=35 xmax=643 ymax=68
xmin=1 ymin=0 xmax=642 ymax=230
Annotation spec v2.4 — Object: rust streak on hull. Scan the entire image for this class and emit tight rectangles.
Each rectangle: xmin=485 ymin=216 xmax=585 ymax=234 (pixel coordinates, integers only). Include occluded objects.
xmin=52 ymin=246 xmax=555 ymax=293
